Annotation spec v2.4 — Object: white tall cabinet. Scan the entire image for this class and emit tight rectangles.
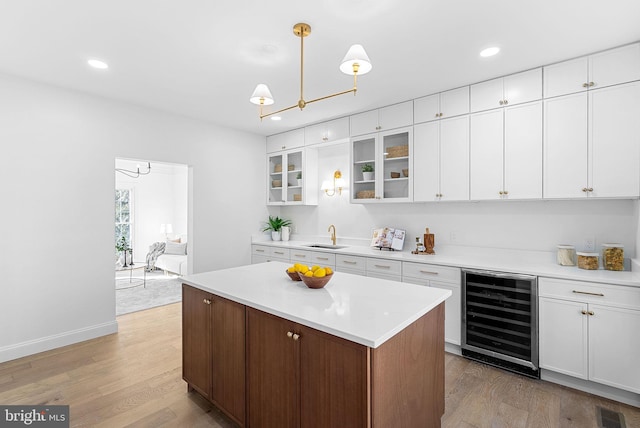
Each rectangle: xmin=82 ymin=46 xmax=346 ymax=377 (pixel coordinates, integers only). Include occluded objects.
xmin=414 ymin=116 xmax=469 ymax=201
xmin=470 ymin=68 xmax=542 ymax=113
xmin=414 ymin=86 xmax=469 ymax=123
xmin=470 ymin=101 xmax=543 ymax=200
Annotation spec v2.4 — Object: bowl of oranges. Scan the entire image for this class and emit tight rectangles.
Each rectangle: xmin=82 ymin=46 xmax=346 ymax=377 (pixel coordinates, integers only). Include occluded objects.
xmin=287 ymin=263 xmax=334 ymax=289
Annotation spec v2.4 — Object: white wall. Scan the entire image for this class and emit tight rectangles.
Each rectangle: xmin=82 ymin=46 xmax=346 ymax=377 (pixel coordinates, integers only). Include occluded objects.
xmin=0 ymin=73 xmax=267 ymax=362
xmin=115 ymin=159 xmax=188 ymax=259
xmin=282 ymin=143 xmax=638 ymax=257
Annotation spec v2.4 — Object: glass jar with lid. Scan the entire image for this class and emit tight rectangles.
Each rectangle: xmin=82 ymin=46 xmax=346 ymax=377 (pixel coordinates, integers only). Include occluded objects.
xmin=556 ymin=245 xmax=576 ymax=266
xmin=602 ymin=243 xmax=624 ymax=271
xmin=577 ymin=252 xmax=599 ymax=270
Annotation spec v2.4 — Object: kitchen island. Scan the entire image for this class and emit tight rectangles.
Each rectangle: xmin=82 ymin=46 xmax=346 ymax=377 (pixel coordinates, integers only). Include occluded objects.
xmin=181 ymin=261 xmax=451 ymax=428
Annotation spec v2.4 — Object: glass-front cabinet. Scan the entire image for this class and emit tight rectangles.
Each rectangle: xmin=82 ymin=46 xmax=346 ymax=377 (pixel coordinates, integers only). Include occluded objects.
xmin=351 ymin=127 xmax=412 ymax=203
xmin=268 ymin=148 xmax=318 ymax=205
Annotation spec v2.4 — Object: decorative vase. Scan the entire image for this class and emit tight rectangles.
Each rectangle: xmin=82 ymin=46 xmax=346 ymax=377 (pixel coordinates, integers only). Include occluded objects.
xmin=297 ymin=179 xmax=302 ymax=187
xmin=363 ymin=171 xmax=374 ymax=181
xmin=281 ymin=226 xmax=291 ymax=242
xmin=271 ymin=231 xmax=281 ymax=241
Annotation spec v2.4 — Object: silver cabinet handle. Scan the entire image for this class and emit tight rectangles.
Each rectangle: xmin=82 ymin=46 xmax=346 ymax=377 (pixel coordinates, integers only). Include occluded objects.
xmin=343 ymin=260 xmax=357 ymax=265
xmin=316 ymin=257 xmax=329 ymax=261
xmin=419 ymin=270 xmax=439 ymax=275
xmin=374 ymin=264 xmax=391 ymax=269
xmin=274 ymin=251 xmax=285 ymax=255
xmin=572 ymin=290 xmax=604 ymax=297
xmin=293 ymin=254 xmax=307 ymax=258
xmin=255 ymin=249 xmax=265 ymax=252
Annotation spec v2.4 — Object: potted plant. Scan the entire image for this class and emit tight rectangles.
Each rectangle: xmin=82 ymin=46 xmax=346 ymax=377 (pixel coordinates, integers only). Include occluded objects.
xmin=262 ymin=216 xmax=293 ymax=241
xmin=296 ymin=172 xmax=302 ymax=186
xmin=362 ymin=163 xmax=374 ymax=181
xmin=115 ymin=236 xmax=131 ymax=266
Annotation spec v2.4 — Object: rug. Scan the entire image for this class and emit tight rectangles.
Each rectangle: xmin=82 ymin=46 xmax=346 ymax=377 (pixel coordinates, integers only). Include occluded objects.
xmin=116 ymin=272 xmax=182 ymax=316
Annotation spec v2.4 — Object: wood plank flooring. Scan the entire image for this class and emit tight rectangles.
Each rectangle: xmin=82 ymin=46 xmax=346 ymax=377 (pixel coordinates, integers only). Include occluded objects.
xmin=0 ymin=302 xmax=638 ymax=427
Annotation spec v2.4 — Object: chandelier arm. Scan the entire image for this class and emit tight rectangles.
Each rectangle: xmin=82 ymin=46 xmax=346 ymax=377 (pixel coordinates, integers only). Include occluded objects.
xmin=259 ymin=103 xmax=300 ymax=119
xmin=305 ymin=87 xmax=357 ymax=106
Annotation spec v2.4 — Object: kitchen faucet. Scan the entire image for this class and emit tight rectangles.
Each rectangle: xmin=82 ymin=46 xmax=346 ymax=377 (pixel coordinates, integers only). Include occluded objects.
xmin=328 ymin=224 xmax=336 ymax=246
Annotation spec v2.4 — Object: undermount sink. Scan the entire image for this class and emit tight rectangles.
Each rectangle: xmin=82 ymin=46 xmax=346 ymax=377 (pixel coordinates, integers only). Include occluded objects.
xmin=305 ymin=244 xmax=348 ymax=250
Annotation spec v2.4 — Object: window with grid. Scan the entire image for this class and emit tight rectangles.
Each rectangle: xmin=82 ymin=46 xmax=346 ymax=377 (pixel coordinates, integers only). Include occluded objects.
xmin=115 ymin=188 xmax=133 ymax=252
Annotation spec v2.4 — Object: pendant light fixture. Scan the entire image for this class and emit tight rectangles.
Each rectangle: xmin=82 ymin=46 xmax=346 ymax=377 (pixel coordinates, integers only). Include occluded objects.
xmin=250 ymin=23 xmax=372 ymax=120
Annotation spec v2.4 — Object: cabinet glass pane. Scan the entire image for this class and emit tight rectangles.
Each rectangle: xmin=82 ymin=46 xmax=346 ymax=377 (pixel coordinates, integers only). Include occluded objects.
xmin=382 ymin=131 xmax=409 ymax=199
xmin=353 ymin=137 xmax=376 ymax=200
xmin=286 ymin=151 xmax=303 ymax=203
xmin=268 ymin=154 xmax=284 ymax=203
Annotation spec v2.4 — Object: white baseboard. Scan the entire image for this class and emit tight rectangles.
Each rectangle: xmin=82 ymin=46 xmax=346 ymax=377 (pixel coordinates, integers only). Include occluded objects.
xmin=0 ymin=321 xmax=119 ymax=364
xmin=541 ymin=369 xmax=640 ymax=407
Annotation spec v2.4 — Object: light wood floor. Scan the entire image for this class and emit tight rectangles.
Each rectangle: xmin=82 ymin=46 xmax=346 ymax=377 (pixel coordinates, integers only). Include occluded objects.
xmin=0 ymin=302 xmax=638 ymax=428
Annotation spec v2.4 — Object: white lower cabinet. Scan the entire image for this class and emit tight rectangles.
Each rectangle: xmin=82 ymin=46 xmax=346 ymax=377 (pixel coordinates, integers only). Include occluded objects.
xmin=365 ymin=258 xmax=402 ymax=281
xmin=402 ymin=262 xmax=461 ymax=345
xmin=251 ymin=245 xmax=290 ymax=264
xmin=335 ymin=254 xmax=366 ymax=275
xmin=539 ymin=277 xmax=640 ymax=394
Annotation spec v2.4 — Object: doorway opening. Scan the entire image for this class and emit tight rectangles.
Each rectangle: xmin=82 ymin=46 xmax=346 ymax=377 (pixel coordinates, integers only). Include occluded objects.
xmin=114 ymin=157 xmax=188 ymax=315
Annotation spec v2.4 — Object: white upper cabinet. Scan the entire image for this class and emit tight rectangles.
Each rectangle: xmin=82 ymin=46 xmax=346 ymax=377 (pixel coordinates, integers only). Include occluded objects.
xmin=267 ymin=148 xmax=318 ymax=206
xmin=470 ymin=68 xmax=542 ymax=113
xmin=414 ymin=86 xmax=469 ymax=123
xmin=414 ymin=116 xmax=469 ymax=202
xmin=266 ymin=128 xmax=305 ymax=153
xmin=470 ymin=102 xmax=543 ymax=200
xmin=544 ymin=81 xmax=640 ymax=199
xmin=544 ymin=42 xmax=640 ymax=98
xmin=304 ymin=117 xmax=349 ymax=146
xmin=350 ymin=101 xmax=413 ymax=137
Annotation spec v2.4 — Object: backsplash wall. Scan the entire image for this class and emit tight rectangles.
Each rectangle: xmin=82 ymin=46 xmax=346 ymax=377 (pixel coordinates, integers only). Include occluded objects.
xmin=280 ymin=143 xmax=638 ymax=258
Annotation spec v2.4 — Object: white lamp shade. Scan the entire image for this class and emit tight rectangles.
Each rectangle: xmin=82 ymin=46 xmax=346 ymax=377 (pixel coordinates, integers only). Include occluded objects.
xmin=166 ymin=224 xmax=173 ymax=234
xmin=320 ymin=180 xmax=332 ymax=191
xmin=250 ymin=84 xmax=274 ymax=105
xmin=340 ymin=44 xmax=372 ymax=75
xmin=335 ymin=178 xmax=346 ymax=188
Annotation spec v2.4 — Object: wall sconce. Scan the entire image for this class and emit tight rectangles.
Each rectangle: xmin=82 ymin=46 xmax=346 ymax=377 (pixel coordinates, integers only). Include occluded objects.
xmin=321 ymin=171 xmax=345 ymax=196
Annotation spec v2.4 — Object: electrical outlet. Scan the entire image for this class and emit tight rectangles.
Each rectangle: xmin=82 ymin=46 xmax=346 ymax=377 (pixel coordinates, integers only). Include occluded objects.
xmin=583 ymin=237 xmax=595 ymax=252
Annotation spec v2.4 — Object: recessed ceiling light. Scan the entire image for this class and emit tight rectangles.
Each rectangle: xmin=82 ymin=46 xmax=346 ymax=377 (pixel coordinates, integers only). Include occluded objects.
xmin=87 ymin=59 xmax=109 ymax=69
xmin=480 ymin=47 xmax=500 ymax=58
xmin=270 ymin=116 xmax=282 ymax=121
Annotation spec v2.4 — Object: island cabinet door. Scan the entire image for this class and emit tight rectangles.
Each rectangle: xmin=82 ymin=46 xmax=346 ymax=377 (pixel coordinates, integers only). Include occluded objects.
xmin=211 ymin=296 xmax=246 ymax=427
xmin=182 ymin=285 xmax=212 ymax=400
xmin=299 ymin=325 xmax=370 ymax=428
xmin=247 ymin=308 xmax=298 ymax=428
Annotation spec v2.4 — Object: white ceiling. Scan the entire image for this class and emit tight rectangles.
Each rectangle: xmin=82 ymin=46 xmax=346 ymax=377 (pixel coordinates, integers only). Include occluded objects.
xmin=1 ymin=1 xmax=639 ymax=137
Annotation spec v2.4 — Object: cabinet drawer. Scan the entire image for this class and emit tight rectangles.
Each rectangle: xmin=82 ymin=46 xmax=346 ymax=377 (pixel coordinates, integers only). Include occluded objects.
xmin=366 ymin=258 xmax=402 ymax=276
xmin=252 ymin=245 xmax=271 ymax=256
xmin=311 ymin=252 xmax=336 ymax=267
xmin=290 ymin=249 xmax=313 ymax=264
xmin=539 ymin=277 xmax=640 ymax=310
xmin=335 ymin=255 xmax=366 ymax=273
xmin=270 ymin=248 xmax=290 ymax=259
xmin=402 ymin=262 xmax=460 ymax=283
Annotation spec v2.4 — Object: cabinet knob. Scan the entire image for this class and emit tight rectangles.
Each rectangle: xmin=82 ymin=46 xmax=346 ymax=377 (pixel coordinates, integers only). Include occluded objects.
xmin=375 ymin=126 xmax=381 ymax=130
xmin=582 ymin=188 xmax=588 ymax=192
xmin=203 ymin=298 xmax=211 ymax=305
xmin=588 ymin=187 xmax=593 ymax=192
xmin=588 ymin=311 xmax=595 ymax=316
xmin=582 ymin=83 xmax=589 ymax=88
xmin=435 ymin=113 xmax=439 ymax=118
xmin=287 ymin=331 xmax=293 ymax=338
xmin=503 ymin=190 xmax=508 ymax=195
xmin=589 ymin=82 xmax=595 ymax=87
xmin=581 ymin=309 xmax=588 ymax=315
xmin=322 ymin=136 xmax=328 ymax=141
xmin=281 ymin=145 xmax=286 ymax=149
xmin=504 ymin=100 xmax=508 ymax=105
xmin=499 ymin=100 xmax=504 ymax=105
xmin=499 ymin=191 xmax=504 ymax=195
xmin=292 ymin=333 xmax=300 ymax=341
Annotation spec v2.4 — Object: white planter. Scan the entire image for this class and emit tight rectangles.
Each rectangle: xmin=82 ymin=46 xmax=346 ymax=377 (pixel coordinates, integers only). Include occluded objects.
xmin=363 ymin=171 xmax=374 ymax=181
xmin=271 ymin=231 xmax=281 ymax=241
xmin=297 ymin=179 xmax=302 ymax=187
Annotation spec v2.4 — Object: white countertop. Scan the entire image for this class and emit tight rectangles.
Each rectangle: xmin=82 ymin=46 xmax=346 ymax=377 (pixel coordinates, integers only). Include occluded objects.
xmin=181 ymin=261 xmax=451 ymax=348
xmin=252 ymin=239 xmax=640 ymax=287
